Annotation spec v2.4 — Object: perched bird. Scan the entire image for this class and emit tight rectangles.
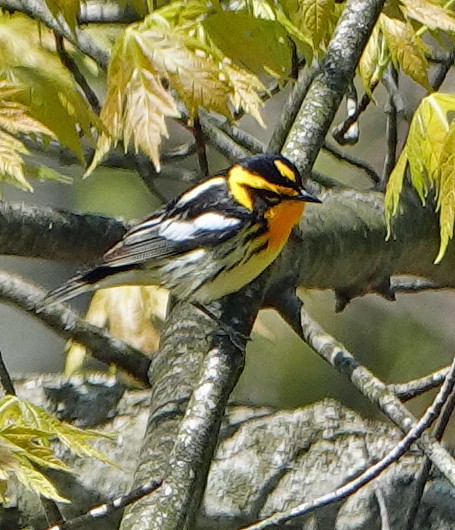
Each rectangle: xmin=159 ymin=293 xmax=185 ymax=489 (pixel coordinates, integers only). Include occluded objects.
xmin=46 ymin=154 xmax=320 ymax=305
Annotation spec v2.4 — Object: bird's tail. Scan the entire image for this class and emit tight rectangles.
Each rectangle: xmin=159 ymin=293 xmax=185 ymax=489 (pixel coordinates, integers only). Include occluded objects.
xmin=44 ymin=264 xmax=135 ymax=305
xmin=44 ymin=273 xmax=94 ymax=305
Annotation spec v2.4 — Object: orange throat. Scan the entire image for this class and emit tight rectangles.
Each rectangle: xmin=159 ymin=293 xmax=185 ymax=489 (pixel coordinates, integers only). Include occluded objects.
xmin=265 ymin=201 xmax=305 ymax=251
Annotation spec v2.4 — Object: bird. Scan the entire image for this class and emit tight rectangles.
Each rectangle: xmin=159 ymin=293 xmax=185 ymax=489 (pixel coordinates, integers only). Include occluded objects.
xmin=45 ymin=154 xmax=321 ymax=306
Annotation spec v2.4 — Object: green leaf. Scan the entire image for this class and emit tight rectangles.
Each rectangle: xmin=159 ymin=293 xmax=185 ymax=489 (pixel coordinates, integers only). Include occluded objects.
xmin=358 ymin=23 xmax=382 ymax=96
xmin=283 ymin=0 xmax=335 ymax=49
xmin=380 ymin=13 xmax=431 ymax=89
xmin=44 ymin=0 xmax=81 ymax=32
xmin=384 ymin=93 xmax=455 ymax=261
xmin=14 ymin=454 xmax=69 ymax=502
xmin=0 ymin=426 xmax=72 ymax=473
xmin=384 ymin=146 xmax=408 ymax=238
xmin=0 ymin=13 xmax=100 ymax=162
xmin=89 ymin=6 xmax=267 ymax=173
xmin=86 ymin=23 xmax=180 ymax=174
xmin=401 ymin=0 xmax=455 ymax=34
xmin=0 ymin=396 xmax=114 ymax=465
xmin=25 ymin=165 xmax=73 ymax=185
xmin=0 ymin=80 xmax=57 ymax=191
xmin=203 ymin=12 xmax=292 ymax=77
xmin=435 ymin=122 xmax=455 ymax=263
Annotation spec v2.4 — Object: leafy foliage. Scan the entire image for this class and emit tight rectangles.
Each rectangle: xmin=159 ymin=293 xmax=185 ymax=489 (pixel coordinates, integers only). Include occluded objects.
xmin=359 ymin=0 xmax=455 ymax=92
xmin=0 ymin=81 xmax=57 ymax=191
xmin=385 ymin=93 xmax=455 ymax=263
xmin=0 ymin=13 xmax=100 ymax=178
xmin=87 ymin=0 xmax=315 ymax=173
xmin=0 ymin=396 xmax=113 ymax=503
xmin=283 ymin=0 xmax=337 ymax=51
xmin=44 ymin=0 xmax=81 ymax=32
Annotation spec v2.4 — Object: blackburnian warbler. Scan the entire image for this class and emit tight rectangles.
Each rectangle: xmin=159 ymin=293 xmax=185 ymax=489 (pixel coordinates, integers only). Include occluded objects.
xmin=46 ymin=154 xmax=320 ymax=305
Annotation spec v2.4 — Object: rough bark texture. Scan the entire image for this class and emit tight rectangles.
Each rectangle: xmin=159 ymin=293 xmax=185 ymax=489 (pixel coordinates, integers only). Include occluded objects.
xmin=5 ymin=376 xmax=454 ymax=530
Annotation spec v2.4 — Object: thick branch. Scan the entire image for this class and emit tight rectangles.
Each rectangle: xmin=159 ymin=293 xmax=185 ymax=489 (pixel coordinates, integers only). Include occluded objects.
xmin=0 ymin=270 xmax=150 ymax=385
xmin=282 ymin=0 xmax=385 ymax=174
xmin=0 ymin=201 xmax=128 ymax=265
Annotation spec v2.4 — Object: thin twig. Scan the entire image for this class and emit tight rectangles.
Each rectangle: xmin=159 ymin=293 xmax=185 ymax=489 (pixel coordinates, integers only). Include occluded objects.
xmin=267 ymin=64 xmax=319 ymax=154
xmin=54 ymin=33 xmax=101 ymax=114
xmin=243 ymin=354 xmax=455 ymax=529
xmin=205 ymin=114 xmax=265 ymax=154
xmin=382 ymin=64 xmax=398 ymax=188
xmin=405 ymin=382 xmax=455 ymax=530
xmin=198 ymin=118 xmax=251 ymax=161
xmin=0 ymin=270 xmax=150 ymax=385
xmin=431 ymin=48 xmax=454 ymax=92
xmin=381 ymin=67 xmax=408 ymax=118
xmin=45 ymin=480 xmax=162 ymax=530
xmin=388 ymin=366 xmax=450 ymax=402
xmin=331 ymin=87 xmax=376 ymax=145
xmin=269 ymin=293 xmax=455 ymax=486
xmin=193 ymin=115 xmax=209 ymax=177
xmin=391 ymin=277 xmax=449 ymax=294
xmin=0 ymin=350 xmax=15 ymax=396
xmin=323 ymin=140 xmax=381 ymax=184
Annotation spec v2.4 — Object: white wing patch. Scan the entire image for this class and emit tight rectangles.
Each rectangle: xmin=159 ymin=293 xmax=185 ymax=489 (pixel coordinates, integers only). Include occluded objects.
xmin=176 ymin=177 xmax=226 ymax=206
xmin=159 ymin=212 xmax=241 ymax=241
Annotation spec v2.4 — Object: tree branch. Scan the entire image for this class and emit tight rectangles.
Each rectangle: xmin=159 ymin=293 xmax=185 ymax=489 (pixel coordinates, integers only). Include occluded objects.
xmin=244 ymin=354 xmax=455 ymax=529
xmin=269 ymin=293 xmax=455 ymax=487
xmin=0 ymin=201 xmax=128 ymax=265
xmin=0 ymin=270 xmax=150 ymax=385
xmin=282 ymin=0 xmax=385 ymax=172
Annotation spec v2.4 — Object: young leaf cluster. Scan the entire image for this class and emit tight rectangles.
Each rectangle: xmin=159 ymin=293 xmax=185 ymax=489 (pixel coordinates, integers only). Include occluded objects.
xmin=87 ymin=0 xmax=315 ymax=172
xmin=359 ymin=0 xmax=455 ymax=93
xmin=0 ymin=13 xmax=100 ymax=190
xmin=0 ymin=395 xmax=113 ymax=503
xmin=385 ymin=93 xmax=455 ymax=263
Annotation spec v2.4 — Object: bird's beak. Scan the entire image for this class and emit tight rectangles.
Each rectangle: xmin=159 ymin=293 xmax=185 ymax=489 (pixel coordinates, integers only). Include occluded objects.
xmin=297 ymin=188 xmax=322 ymax=203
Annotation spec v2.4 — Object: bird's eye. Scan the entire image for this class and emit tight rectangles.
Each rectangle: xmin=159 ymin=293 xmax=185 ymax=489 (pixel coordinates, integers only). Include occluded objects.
xmin=260 ymin=190 xmax=281 ymax=204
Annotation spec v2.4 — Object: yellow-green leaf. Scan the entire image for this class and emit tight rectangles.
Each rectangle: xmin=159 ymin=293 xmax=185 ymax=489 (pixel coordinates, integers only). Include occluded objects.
xmin=44 ymin=0 xmax=81 ymax=32
xmin=203 ymin=12 xmax=292 ymax=77
xmin=358 ymin=23 xmax=382 ymax=96
xmin=89 ymin=9 xmax=267 ymax=173
xmin=86 ymin=24 xmax=180 ymax=174
xmin=0 ymin=80 xmax=57 ymax=191
xmin=380 ymin=13 xmax=431 ymax=89
xmin=384 ymin=146 xmax=408 ymax=237
xmin=283 ymin=0 xmax=335 ymax=49
xmin=0 ymin=130 xmax=32 ymax=191
xmin=0 ymin=13 xmax=100 ymax=162
xmin=401 ymin=0 xmax=455 ymax=34
xmin=0 ymin=426 xmax=72 ymax=473
xmin=14 ymin=454 xmax=69 ymax=502
xmin=0 ymin=396 xmax=114 ymax=465
xmin=25 ymin=165 xmax=73 ymax=185
xmin=66 ymin=286 xmax=168 ymax=375
xmin=435 ymin=122 xmax=455 ymax=262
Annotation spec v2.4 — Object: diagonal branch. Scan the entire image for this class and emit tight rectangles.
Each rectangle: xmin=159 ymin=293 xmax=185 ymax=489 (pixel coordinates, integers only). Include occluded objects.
xmin=0 ymin=270 xmax=150 ymax=385
xmin=269 ymin=292 xmax=455 ymax=487
xmin=244 ymin=353 xmax=455 ymax=529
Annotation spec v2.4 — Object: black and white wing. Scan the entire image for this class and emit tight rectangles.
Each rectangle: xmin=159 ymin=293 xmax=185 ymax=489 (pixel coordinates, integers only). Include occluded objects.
xmin=45 ymin=191 xmax=249 ymax=304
